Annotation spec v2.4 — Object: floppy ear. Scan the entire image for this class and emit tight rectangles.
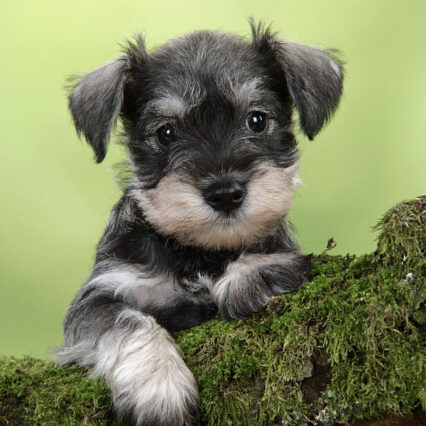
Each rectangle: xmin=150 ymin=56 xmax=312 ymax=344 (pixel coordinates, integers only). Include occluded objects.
xmin=68 ymin=56 xmax=129 ymax=163
xmin=276 ymin=42 xmax=344 ymax=139
xmin=251 ymin=21 xmax=344 ymax=140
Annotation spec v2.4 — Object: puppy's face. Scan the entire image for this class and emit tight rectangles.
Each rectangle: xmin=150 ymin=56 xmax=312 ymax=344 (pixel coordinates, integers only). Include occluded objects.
xmin=69 ymin=23 xmax=343 ymax=249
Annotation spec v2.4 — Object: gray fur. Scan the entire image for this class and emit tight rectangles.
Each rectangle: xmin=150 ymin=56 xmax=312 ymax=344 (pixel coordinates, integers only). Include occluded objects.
xmin=277 ymin=42 xmax=343 ymax=139
xmin=68 ymin=56 xmax=130 ymax=163
xmin=212 ymin=252 xmax=306 ymax=319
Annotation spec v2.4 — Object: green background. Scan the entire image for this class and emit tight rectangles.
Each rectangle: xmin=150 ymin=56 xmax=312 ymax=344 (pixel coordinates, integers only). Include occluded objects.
xmin=1 ymin=0 xmax=425 ymax=359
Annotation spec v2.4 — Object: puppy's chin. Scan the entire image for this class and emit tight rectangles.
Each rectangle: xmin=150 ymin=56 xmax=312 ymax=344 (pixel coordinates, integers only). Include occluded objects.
xmin=131 ymin=163 xmax=300 ymax=250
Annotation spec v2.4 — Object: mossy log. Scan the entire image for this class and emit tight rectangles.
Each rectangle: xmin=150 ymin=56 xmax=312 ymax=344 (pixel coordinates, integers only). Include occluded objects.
xmin=1 ymin=197 xmax=425 ymax=425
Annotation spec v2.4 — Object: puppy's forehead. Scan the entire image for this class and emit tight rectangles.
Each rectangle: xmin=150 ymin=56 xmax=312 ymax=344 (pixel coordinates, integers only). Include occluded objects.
xmin=145 ymin=31 xmax=270 ymax=114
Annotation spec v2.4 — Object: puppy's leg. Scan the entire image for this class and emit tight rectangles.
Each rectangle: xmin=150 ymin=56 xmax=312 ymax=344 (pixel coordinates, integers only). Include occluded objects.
xmin=211 ymin=252 xmax=311 ymax=320
xmin=56 ymin=266 xmax=199 ymax=426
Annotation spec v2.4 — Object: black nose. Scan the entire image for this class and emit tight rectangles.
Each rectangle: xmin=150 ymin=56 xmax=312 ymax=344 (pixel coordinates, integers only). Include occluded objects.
xmin=203 ymin=181 xmax=245 ymax=213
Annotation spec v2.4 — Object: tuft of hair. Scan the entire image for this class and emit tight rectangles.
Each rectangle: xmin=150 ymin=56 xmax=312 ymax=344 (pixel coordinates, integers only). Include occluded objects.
xmin=122 ymin=33 xmax=148 ymax=70
xmin=248 ymin=17 xmax=277 ymax=54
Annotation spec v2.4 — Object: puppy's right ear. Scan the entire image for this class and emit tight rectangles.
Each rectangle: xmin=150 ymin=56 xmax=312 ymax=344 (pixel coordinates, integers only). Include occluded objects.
xmin=68 ymin=57 xmax=129 ymax=163
xmin=68 ymin=36 xmax=147 ymax=163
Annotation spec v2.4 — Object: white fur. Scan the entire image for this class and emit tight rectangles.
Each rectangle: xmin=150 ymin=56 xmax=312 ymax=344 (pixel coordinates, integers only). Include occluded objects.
xmin=145 ymin=94 xmax=188 ymax=119
xmin=93 ymin=309 xmax=199 ymax=425
xmin=89 ymin=267 xmax=182 ymax=308
xmin=132 ymin=162 xmax=301 ymax=250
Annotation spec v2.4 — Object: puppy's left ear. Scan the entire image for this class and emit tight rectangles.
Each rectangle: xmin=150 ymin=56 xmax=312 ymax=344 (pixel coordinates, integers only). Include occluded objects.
xmin=251 ymin=22 xmax=344 ymax=140
xmin=276 ymin=43 xmax=344 ymax=140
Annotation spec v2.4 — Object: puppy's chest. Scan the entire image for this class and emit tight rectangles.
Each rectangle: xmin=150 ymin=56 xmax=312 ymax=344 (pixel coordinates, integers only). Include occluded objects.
xmin=165 ymin=242 xmax=240 ymax=282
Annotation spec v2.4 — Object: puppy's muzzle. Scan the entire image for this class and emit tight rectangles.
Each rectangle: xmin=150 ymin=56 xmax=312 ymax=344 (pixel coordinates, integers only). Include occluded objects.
xmin=203 ymin=181 xmax=245 ymax=213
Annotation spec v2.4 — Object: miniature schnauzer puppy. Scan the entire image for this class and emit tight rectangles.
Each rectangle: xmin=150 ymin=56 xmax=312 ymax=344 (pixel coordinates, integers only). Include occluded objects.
xmin=56 ymin=21 xmax=343 ymax=426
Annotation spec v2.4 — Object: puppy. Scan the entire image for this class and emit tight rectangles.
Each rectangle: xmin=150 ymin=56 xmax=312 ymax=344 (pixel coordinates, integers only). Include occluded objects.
xmin=56 ymin=21 xmax=343 ymax=426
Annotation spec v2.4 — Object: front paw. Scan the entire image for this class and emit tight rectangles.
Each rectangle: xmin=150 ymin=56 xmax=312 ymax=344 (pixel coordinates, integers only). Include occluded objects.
xmin=113 ymin=359 xmax=199 ymax=426
xmin=212 ymin=264 xmax=272 ymax=320
xmin=259 ymin=253 xmax=311 ymax=295
xmin=97 ymin=314 xmax=200 ymax=426
xmin=211 ymin=253 xmax=310 ymax=320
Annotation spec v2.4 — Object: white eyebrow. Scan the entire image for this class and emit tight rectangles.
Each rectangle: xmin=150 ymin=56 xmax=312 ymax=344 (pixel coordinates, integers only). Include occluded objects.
xmin=231 ymin=77 xmax=266 ymax=106
xmin=145 ymin=94 xmax=188 ymax=118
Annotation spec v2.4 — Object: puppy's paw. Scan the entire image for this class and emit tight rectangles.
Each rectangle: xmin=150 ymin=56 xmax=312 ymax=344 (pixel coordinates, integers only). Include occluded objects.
xmin=96 ymin=314 xmax=200 ymax=426
xmin=113 ymin=354 xmax=199 ymax=426
xmin=212 ymin=266 xmax=272 ymax=320
xmin=259 ymin=253 xmax=311 ymax=295
xmin=212 ymin=253 xmax=310 ymax=320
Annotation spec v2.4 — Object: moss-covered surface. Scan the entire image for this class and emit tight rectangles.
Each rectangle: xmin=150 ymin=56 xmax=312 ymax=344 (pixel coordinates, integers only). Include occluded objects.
xmin=1 ymin=197 xmax=425 ymax=425
xmin=0 ymin=357 xmax=116 ymax=425
xmin=373 ymin=196 xmax=425 ymax=274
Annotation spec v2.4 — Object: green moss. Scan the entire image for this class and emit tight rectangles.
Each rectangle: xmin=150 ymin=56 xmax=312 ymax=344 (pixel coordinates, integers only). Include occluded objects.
xmin=175 ymin=252 xmax=425 ymax=425
xmin=1 ymin=197 xmax=424 ymax=425
xmin=0 ymin=357 xmax=117 ymax=425
xmin=373 ymin=195 xmax=425 ymax=275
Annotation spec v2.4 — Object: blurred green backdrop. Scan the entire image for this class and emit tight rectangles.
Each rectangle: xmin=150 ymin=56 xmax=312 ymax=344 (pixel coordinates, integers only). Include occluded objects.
xmin=0 ymin=0 xmax=425 ymax=359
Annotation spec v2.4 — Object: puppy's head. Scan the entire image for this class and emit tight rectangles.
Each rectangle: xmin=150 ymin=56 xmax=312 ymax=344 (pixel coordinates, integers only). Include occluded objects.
xmin=68 ymin=21 xmax=343 ymax=250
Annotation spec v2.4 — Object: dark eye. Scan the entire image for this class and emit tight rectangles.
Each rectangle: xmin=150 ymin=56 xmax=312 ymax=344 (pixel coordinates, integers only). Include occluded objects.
xmin=246 ymin=111 xmax=267 ymax=133
xmin=157 ymin=124 xmax=178 ymax=145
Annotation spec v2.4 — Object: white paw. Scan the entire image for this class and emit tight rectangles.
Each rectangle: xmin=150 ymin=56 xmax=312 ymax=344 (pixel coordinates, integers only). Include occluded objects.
xmin=94 ymin=310 xmax=200 ymax=425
